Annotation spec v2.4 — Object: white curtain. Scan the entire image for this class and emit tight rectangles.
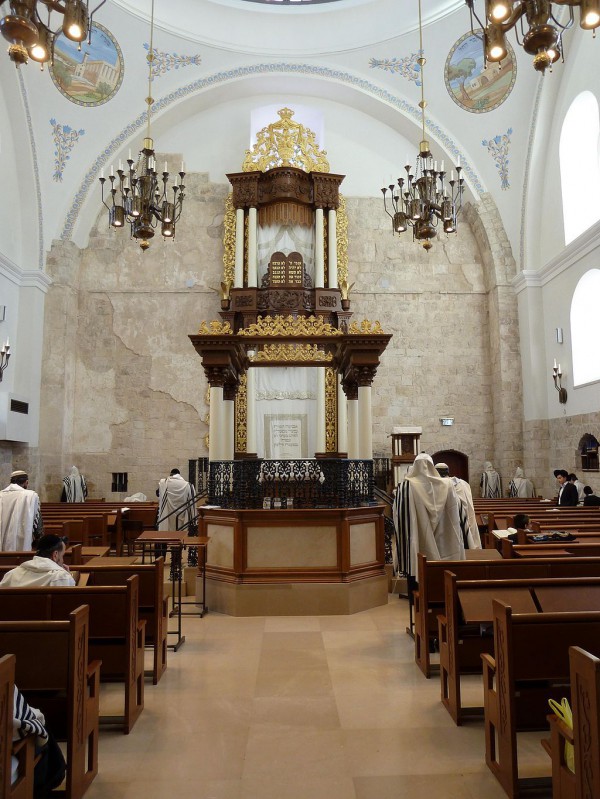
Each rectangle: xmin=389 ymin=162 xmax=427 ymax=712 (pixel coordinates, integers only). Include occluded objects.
xmin=257 ymin=224 xmax=315 ymax=285
xmin=254 ymin=367 xmax=318 ymax=458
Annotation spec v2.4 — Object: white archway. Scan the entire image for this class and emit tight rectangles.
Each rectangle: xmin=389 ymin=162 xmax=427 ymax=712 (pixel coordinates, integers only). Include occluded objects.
xmin=571 ymin=268 xmax=600 ymax=386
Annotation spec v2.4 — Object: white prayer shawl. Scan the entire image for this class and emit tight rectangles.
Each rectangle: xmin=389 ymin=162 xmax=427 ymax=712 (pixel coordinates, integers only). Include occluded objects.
xmin=157 ymin=475 xmax=196 ymax=532
xmin=62 ymin=466 xmax=87 ymax=502
xmin=452 ymin=476 xmax=482 ymax=549
xmin=392 ymin=454 xmax=465 ymax=578
xmin=0 ymin=484 xmax=39 ymax=551
xmin=508 ymin=467 xmax=535 ymax=498
xmin=573 ymin=479 xmax=586 ymax=504
xmin=480 ymin=462 xmax=502 ymax=498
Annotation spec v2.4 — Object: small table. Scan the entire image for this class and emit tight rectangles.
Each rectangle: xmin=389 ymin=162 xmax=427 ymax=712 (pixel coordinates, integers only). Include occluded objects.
xmin=136 ymin=531 xmax=187 ymax=651
xmin=174 ymin=536 xmax=210 ymax=618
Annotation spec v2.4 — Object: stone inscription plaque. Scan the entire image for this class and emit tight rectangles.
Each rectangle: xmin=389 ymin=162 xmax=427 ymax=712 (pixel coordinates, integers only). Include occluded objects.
xmin=265 ymin=414 xmax=307 ymax=459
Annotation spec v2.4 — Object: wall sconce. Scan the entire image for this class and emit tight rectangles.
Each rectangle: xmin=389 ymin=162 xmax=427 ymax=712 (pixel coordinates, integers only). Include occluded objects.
xmin=0 ymin=338 xmax=10 ymax=383
xmin=440 ymin=417 xmax=454 ymax=426
xmin=552 ymin=359 xmax=567 ymax=403
xmin=0 ymin=306 xmax=5 ymax=322
xmin=556 ymin=327 xmax=563 ymax=344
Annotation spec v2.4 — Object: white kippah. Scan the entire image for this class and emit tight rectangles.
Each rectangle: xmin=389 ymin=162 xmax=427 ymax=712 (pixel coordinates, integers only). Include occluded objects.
xmin=10 ymin=470 xmax=27 ymax=478
xmin=435 ymin=462 xmax=449 ymax=470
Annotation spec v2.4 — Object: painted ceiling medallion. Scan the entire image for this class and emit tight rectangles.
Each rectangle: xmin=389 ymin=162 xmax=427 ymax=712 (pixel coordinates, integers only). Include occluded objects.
xmin=49 ymin=22 xmax=124 ymax=107
xmin=444 ymin=29 xmax=516 ymax=114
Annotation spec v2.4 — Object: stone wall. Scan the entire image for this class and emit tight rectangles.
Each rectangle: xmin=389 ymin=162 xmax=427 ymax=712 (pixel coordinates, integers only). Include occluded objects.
xmin=36 ymin=174 xmax=524 ymax=500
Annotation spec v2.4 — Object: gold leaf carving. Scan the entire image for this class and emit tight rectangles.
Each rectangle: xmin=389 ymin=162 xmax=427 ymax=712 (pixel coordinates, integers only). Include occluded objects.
xmin=348 ymin=320 xmax=386 ymax=335
xmin=222 ymin=193 xmax=235 ymax=285
xmin=325 ymin=366 xmax=337 ymax=452
xmin=239 ymin=315 xmax=342 ymax=337
xmin=251 ymin=343 xmax=333 ymax=362
xmin=197 ymin=320 xmax=233 ymax=335
xmin=236 ymin=373 xmax=247 ymax=453
xmin=242 ymin=107 xmax=330 ymax=174
xmin=337 ymin=195 xmax=349 ymax=285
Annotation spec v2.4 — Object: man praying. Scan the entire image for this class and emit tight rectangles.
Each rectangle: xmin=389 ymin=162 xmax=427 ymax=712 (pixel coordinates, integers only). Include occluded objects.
xmin=0 ymin=470 xmax=43 ymax=551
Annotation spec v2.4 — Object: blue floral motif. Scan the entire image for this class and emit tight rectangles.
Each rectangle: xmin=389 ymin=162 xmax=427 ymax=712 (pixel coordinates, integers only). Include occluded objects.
xmin=482 ymin=128 xmax=512 ymax=190
xmin=50 ymin=119 xmax=85 ymax=183
xmin=61 ymin=62 xmax=486 ymax=241
xmin=143 ymin=43 xmax=201 ymax=78
xmin=369 ymin=52 xmax=422 ymax=85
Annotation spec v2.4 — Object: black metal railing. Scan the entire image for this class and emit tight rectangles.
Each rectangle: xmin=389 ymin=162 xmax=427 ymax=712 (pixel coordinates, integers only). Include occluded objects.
xmin=207 ymin=458 xmax=375 ymax=509
xmin=189 ymin=457 xmax=210 ymax=495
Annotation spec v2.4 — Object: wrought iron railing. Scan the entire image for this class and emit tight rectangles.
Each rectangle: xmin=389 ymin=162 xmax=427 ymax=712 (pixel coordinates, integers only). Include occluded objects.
xmin=207 ymin=458 xmax=375 ymax=509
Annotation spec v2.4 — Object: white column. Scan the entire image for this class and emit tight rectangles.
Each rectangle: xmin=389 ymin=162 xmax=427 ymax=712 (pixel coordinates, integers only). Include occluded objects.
xmin=337 ymin=374 xmax=348 ymax=455
xmin=358 ymin=385 xmax=373 ymax=460
xmin=315 ymin=208 xmax=324 ymax=288
xmin=247 ymin=207 xmax=258 ymax=288
xmin=208 ymin=386 xmax=223 ymax=462
xmin=223 ymin=397 xmax=235 ymax=460
xmin=316 ymin=367 xmax=326 ymax=454
xmin=327 ymin=209 xmax=337 ymax=289
xmin=347 ymin=398 xmax=359 ymax=459
xmin=234 ymin=207 xmax=245 ymax=288
xmin=246 ymin=366 xmax=257 ymax=455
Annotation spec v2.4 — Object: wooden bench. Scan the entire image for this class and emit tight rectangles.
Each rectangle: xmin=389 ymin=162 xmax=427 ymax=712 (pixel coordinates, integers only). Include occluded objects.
xmin=414 ymin=553 xmax=600 ymax=678
xmin=482 ymin=601 xmax=600 ymax=798
xmin=0 ymin=606 xmax=101 ymax=799
xmin=0 ymin=653 xmax=35 ymax=799
xmin=0 ymin=545 xmax=86 ymax=567
xmin=439 ymin=574 xmax=600 ymax=725
xmin=72 ymin=558 xmax=168 ymax=684
xmin=0 ymin=580 xmax=144 ymax=734
xmin=503 ymin=540 xmax=600 ymax=558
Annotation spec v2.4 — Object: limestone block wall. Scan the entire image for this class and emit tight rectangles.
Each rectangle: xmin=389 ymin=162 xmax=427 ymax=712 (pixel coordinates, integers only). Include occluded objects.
xmin=36 ymin=175 xmax=523 ymax=500
xmin=524 ymin=412 xmax=600 ymax=499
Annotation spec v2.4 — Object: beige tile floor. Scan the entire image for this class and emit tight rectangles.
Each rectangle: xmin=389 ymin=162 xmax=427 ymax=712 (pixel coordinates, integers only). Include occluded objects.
xmin=86 ymin=596 xmax=552 ymax=799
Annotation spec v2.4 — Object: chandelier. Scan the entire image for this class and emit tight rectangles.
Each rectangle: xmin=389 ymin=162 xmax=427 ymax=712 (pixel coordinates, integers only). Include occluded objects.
xmin=381 ymin=0 xmax=464 ymax=251
xmin=0 ymin=1 xmax=102 ymax=66
xmin=98 ymin=0 xmax=185 ymax=251
xmin=466 ymin=0 xmax=600 ymax=74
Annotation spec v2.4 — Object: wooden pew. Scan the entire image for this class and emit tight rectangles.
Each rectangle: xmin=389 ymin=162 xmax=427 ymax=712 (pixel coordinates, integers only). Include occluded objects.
xmin=543 ymin=646 xmax=600 ymax=799
xmin=73 ymin=558 xmax=168 ymax=684
xmin=0 ymin=607 xmax=101 ymax=799
xmin=0 ymin=654 xmax=35 ymax=799
xmin=0 ymin=545 xmax=84 ymax=567
xmin=439 ymin=574 xmax=600 ymax=725
xmin=415 ymin=553 xmax=600 ymax=678
xmin=503 ymin=540 xmax=600 ymax=558
xmin=482 ymin=601 xmax=600 ymax=799
xmin=0 ymin=580 xmax=144 ymax=734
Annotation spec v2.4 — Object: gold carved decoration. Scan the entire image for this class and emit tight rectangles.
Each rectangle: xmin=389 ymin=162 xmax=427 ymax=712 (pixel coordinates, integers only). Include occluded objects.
xmin=235 ymin=373 xmax=247 ymax=453
xmin=339 ymin=279 xmax=355 ymax=301
xmin=242 ymin=108 xmax=330 ymax=174
xmin=222 ymin=193 xmax=235 ymax=284
xmin=252 ymin=343 xmax=333 ymax=363
xmin=348 ymin=320 xmax=386 ymax=335
xmin=337 ymin=195 xmax=349 ymax=286
xmin=202 ymin=386 xmax=210 ymax=451
xmin=239 ymin=314 xmax=343 ymax=338
xmin=325 ymin=367 xmax=337 ymax=453
xmin=197 ymin=320 xmax=233 ymax=335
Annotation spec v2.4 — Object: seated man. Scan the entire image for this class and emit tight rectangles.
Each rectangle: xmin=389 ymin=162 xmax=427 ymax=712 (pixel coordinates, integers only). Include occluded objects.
xmin=0 ymin=534 xmax=76 ymax=587
xmin=13 ymin=683 xmax=66 ymax=796
xmin=583 ymin=486 xmax=600 ymax=506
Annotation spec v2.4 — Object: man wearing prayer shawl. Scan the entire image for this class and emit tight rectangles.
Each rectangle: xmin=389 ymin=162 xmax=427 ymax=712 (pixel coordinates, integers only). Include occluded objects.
xmin=157 ymin=469 xmax=196 ymax=532
xmin=61 ymin=465 xmax=87 ymax=502
xmin=480 ymin=461 xmax=502 ymax=498
xmin=392 ymin=453 xmax=465 ymax=579
xmin=434 ymin=463 xmax=481 ymax=550
xmin=508 ymin=466 xmax=535 ymax=498
xmin=0 ymin=470 xmax=43 ymax=550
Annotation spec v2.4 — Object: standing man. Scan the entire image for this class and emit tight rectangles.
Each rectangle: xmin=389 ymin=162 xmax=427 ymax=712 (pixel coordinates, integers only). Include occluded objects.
xmin=554 ymin=469 xmax=579 ymax=506
xmin=435 ymin=463 xmax=481 ymax=550
xmin=0 ymin=470 xmax=43 ymax=550
xmin=61 ymin=465 xmax=88 ymax=502
xmin=0 ymin=534 xmax=76 ymax=587
xmin=480 ymin=461 xmax=502 ymax=498
xmin=568 ymin=473 xmax=585 ymax=504
xmin=157 ymin=468 xmax=196 ymax=532
xmin=508 ymin=466 xmax=535 ymax=498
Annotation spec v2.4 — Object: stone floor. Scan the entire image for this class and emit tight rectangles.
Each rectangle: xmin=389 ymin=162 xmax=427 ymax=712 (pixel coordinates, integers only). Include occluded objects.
xmin=87 ymin=595 xmax=551 ymax=799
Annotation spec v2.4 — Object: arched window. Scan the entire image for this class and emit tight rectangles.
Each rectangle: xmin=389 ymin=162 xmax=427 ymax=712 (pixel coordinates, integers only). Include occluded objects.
xmin=578 ymin=433 xmax=599 ymax=472
xmin=560 ymin=91 xmax=600 ymax=245
xmin=571 ymin=268 xmax=600 ymax=386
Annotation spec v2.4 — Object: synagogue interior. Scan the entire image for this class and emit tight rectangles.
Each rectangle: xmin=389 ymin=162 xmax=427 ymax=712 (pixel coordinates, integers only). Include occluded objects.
xmin=1 ymin=0 xmax=600 ymax=796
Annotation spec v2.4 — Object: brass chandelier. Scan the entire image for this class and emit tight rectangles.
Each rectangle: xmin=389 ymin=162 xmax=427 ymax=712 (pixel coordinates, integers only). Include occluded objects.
xmin=0 ymin=0 xmax=103 ymax=66
xmin=99 ymin=0 xmax=185 ymax=251
xmin=466 ymin=0 xmax=600 ymax=74
xmin=381 ymin=0 xmax=464 ymax=251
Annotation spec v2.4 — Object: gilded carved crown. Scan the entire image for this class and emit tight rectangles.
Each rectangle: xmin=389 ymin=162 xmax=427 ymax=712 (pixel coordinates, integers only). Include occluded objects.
xmin=242 ymin=108 xmax=330 ymax=174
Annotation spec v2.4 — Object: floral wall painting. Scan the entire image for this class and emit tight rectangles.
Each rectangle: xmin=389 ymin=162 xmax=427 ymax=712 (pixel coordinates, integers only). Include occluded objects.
xmin=369 ymin=53 xmax=422 ymax=84
xmin=444 ymin=29 xmax=516 ymax=113
xmin=143 ymin=44 xmax=202 ymax=78
xmin=482 ymin=128 xmax=512 ymax=189
xmin=50 ymin=119 xmax=85 ymax=182
xmin=49 ymin=22 xmax=124 ymax=107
